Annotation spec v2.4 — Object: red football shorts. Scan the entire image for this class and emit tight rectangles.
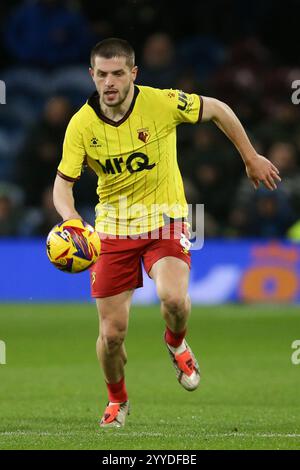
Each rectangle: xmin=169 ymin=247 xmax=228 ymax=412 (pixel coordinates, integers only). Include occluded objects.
xmin=90 ymin=221 xmax=191 ymax=298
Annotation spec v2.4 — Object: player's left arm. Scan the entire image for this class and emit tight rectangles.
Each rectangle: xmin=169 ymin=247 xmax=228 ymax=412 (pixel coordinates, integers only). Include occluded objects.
xmin=201 ymin=96 xmax=281 ymax=190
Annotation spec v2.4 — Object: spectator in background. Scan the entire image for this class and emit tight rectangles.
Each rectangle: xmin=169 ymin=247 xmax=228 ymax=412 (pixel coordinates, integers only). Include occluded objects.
xmin=175 ymin=72 xmax=201 ymax=95
xmin=227 ymin=188 xmax=296 ymax=238
xmin=30 ymin=186 xmax=60 ymax=235
xmin=16 ymin=96 xmax=73 ymax=206
xmin=211 ymin=38 xmax=267 ymax=109
xmin=178 ymin=125 xmax=220 ymax=178
xmin=0 ymin=182 xmax=24 ymax=236
xmin=228 ymin=141 xmax=299 ymax=237
xmin=31 ymin=184 xmax=96 ymax=235
xmin=179 ymin=125 xmax=239 ymax=236
xmin=194 ymin=160 xmax=233 ymax=236
xmin=268 ymin=141 xmax=300 ymax=213
xmin=268 ymin=142 xmax=299 ymax=176
xmin=4 ymin=0 xmax=92 ymax=67
xmin=230 ymin=141 xmax=300 ymax=206
xmin=137 ymin=33 xmax=179 ymax=88
xmin=177 ymin=34 xmax=225 ymax=82
xmin=1 ymin=9 xmax=300 ymax=239
xmin=255 ymin=101 xmax=300 ymax=149
xmin=246 ymin=189 xmax=296 ymax=238
xmin=15 ymin=95 xmax=98 ymax=228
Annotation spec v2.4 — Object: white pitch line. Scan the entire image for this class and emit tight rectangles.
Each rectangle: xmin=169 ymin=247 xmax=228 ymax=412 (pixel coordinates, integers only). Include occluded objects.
xmin=0 ymin=431 xmax=300 ymax=439
xmin=205 ymin=432 xmax=300 ymax=439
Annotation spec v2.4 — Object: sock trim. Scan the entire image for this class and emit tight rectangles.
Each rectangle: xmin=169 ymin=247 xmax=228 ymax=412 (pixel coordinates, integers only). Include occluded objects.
xmin=106 ymin=376 xmax=128 ymax=403
xmin=165 ymin=326 xmax=186 ymax=348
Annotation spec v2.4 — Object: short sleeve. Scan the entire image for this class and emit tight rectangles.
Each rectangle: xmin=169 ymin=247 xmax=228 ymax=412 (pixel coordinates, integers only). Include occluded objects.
xmin=57 ymin=114 xmax=85 ymax=181
xmin=161 ymin=89 xmax=203 ymax=125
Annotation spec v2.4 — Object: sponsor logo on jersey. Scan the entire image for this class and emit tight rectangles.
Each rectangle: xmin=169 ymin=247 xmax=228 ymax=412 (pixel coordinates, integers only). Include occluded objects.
xmin=95 ymin=152 xmax=155 ymax=175
xmin=90 ymin=137 xmax=102 ymax=147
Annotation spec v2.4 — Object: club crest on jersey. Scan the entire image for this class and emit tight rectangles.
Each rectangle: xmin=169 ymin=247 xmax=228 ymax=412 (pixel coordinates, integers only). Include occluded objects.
xmin=137 ymin=128 xmax=150 ymax=143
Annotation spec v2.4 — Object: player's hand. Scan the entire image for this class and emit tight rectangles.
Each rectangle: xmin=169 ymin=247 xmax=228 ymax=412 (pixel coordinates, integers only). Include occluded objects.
xmin=245 ymin=154 xmax=281 ymax=190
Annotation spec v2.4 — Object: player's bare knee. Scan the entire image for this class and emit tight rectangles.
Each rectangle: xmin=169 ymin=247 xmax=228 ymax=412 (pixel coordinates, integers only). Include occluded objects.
xmin=102 ymin=331 xmax=125 ymax=355
xmin=161 ymin=294 xmax=187 ymax=316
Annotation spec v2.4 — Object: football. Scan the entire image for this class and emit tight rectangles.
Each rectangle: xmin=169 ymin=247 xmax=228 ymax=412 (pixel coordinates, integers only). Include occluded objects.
xmin=46 ymin=219 xmax=101 ymax=273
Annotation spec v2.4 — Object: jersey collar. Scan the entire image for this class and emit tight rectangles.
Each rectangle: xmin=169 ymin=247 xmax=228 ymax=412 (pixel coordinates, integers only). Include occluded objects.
xmin=87 ymin=85 xmax=140 ymax=127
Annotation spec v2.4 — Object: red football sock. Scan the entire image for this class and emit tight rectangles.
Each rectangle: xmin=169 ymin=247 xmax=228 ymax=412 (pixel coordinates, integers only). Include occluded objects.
xmin=165 ymin=326 xmax=186 ymax=348
xmin=106 ymin=377 xmax=128 ymax=403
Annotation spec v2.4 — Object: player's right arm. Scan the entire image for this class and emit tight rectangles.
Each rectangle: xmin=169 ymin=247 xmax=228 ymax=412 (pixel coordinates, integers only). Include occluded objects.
xmin=53 ymin=175 xmax=81 ymax=220
xmin=201 ymin=97 xmax=281 ymax=190
xmin=53 ymin=113 xmax=85 ymax=221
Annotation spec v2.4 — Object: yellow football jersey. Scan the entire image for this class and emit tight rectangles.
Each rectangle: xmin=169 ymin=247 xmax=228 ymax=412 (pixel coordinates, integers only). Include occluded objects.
xmin=58 ymin=85 xmax=202 ymax=235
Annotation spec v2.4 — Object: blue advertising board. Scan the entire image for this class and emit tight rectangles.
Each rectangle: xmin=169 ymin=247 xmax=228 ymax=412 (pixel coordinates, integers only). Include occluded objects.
xmin=0 ymin=239 xmax=299 ymax=303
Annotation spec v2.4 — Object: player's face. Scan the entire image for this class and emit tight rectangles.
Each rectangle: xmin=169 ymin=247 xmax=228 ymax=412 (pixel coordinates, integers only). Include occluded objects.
xmin=90 ymin=56 xmax=137 ymax=107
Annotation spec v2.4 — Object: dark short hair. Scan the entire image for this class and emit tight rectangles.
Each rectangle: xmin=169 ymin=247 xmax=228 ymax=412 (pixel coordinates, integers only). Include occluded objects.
xmin=90 ymin=38 xmax=135 ymax=68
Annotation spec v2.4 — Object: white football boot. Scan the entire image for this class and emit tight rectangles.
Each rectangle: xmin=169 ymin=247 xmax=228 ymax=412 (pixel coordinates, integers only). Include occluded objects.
xmin=165 ymin=339 xmax=200 ymax=391
xmin=99 ymin=401 xmax=130 ymax=428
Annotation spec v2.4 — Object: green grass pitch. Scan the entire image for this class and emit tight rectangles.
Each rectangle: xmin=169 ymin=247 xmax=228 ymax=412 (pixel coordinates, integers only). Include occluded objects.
xmin=0 ymin=303 xmax=299 ymax=450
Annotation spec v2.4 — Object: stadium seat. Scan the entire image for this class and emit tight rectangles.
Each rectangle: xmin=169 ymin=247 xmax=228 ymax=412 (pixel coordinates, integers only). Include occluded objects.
xmin=2 ymin=67 xmax=48 ymax=95
xmin=48 ymin=66 xmax=94 ymax=107
xmin=178 ymin=35 xmax=225 ymax=80
xmin=50 ymin=66 xmax=94 ymax=94
xmin=0 ymin=108 xmax=27 ymax=179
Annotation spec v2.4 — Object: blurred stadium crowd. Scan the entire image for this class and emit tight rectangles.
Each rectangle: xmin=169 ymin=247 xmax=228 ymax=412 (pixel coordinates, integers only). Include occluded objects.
xmin=1 ymin=0 xmax=300 ymax=238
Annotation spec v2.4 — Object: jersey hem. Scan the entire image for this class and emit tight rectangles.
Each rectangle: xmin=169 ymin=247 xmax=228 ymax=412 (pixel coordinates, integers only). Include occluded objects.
xmin=91 ymin=283 xmax=143 ymax=298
